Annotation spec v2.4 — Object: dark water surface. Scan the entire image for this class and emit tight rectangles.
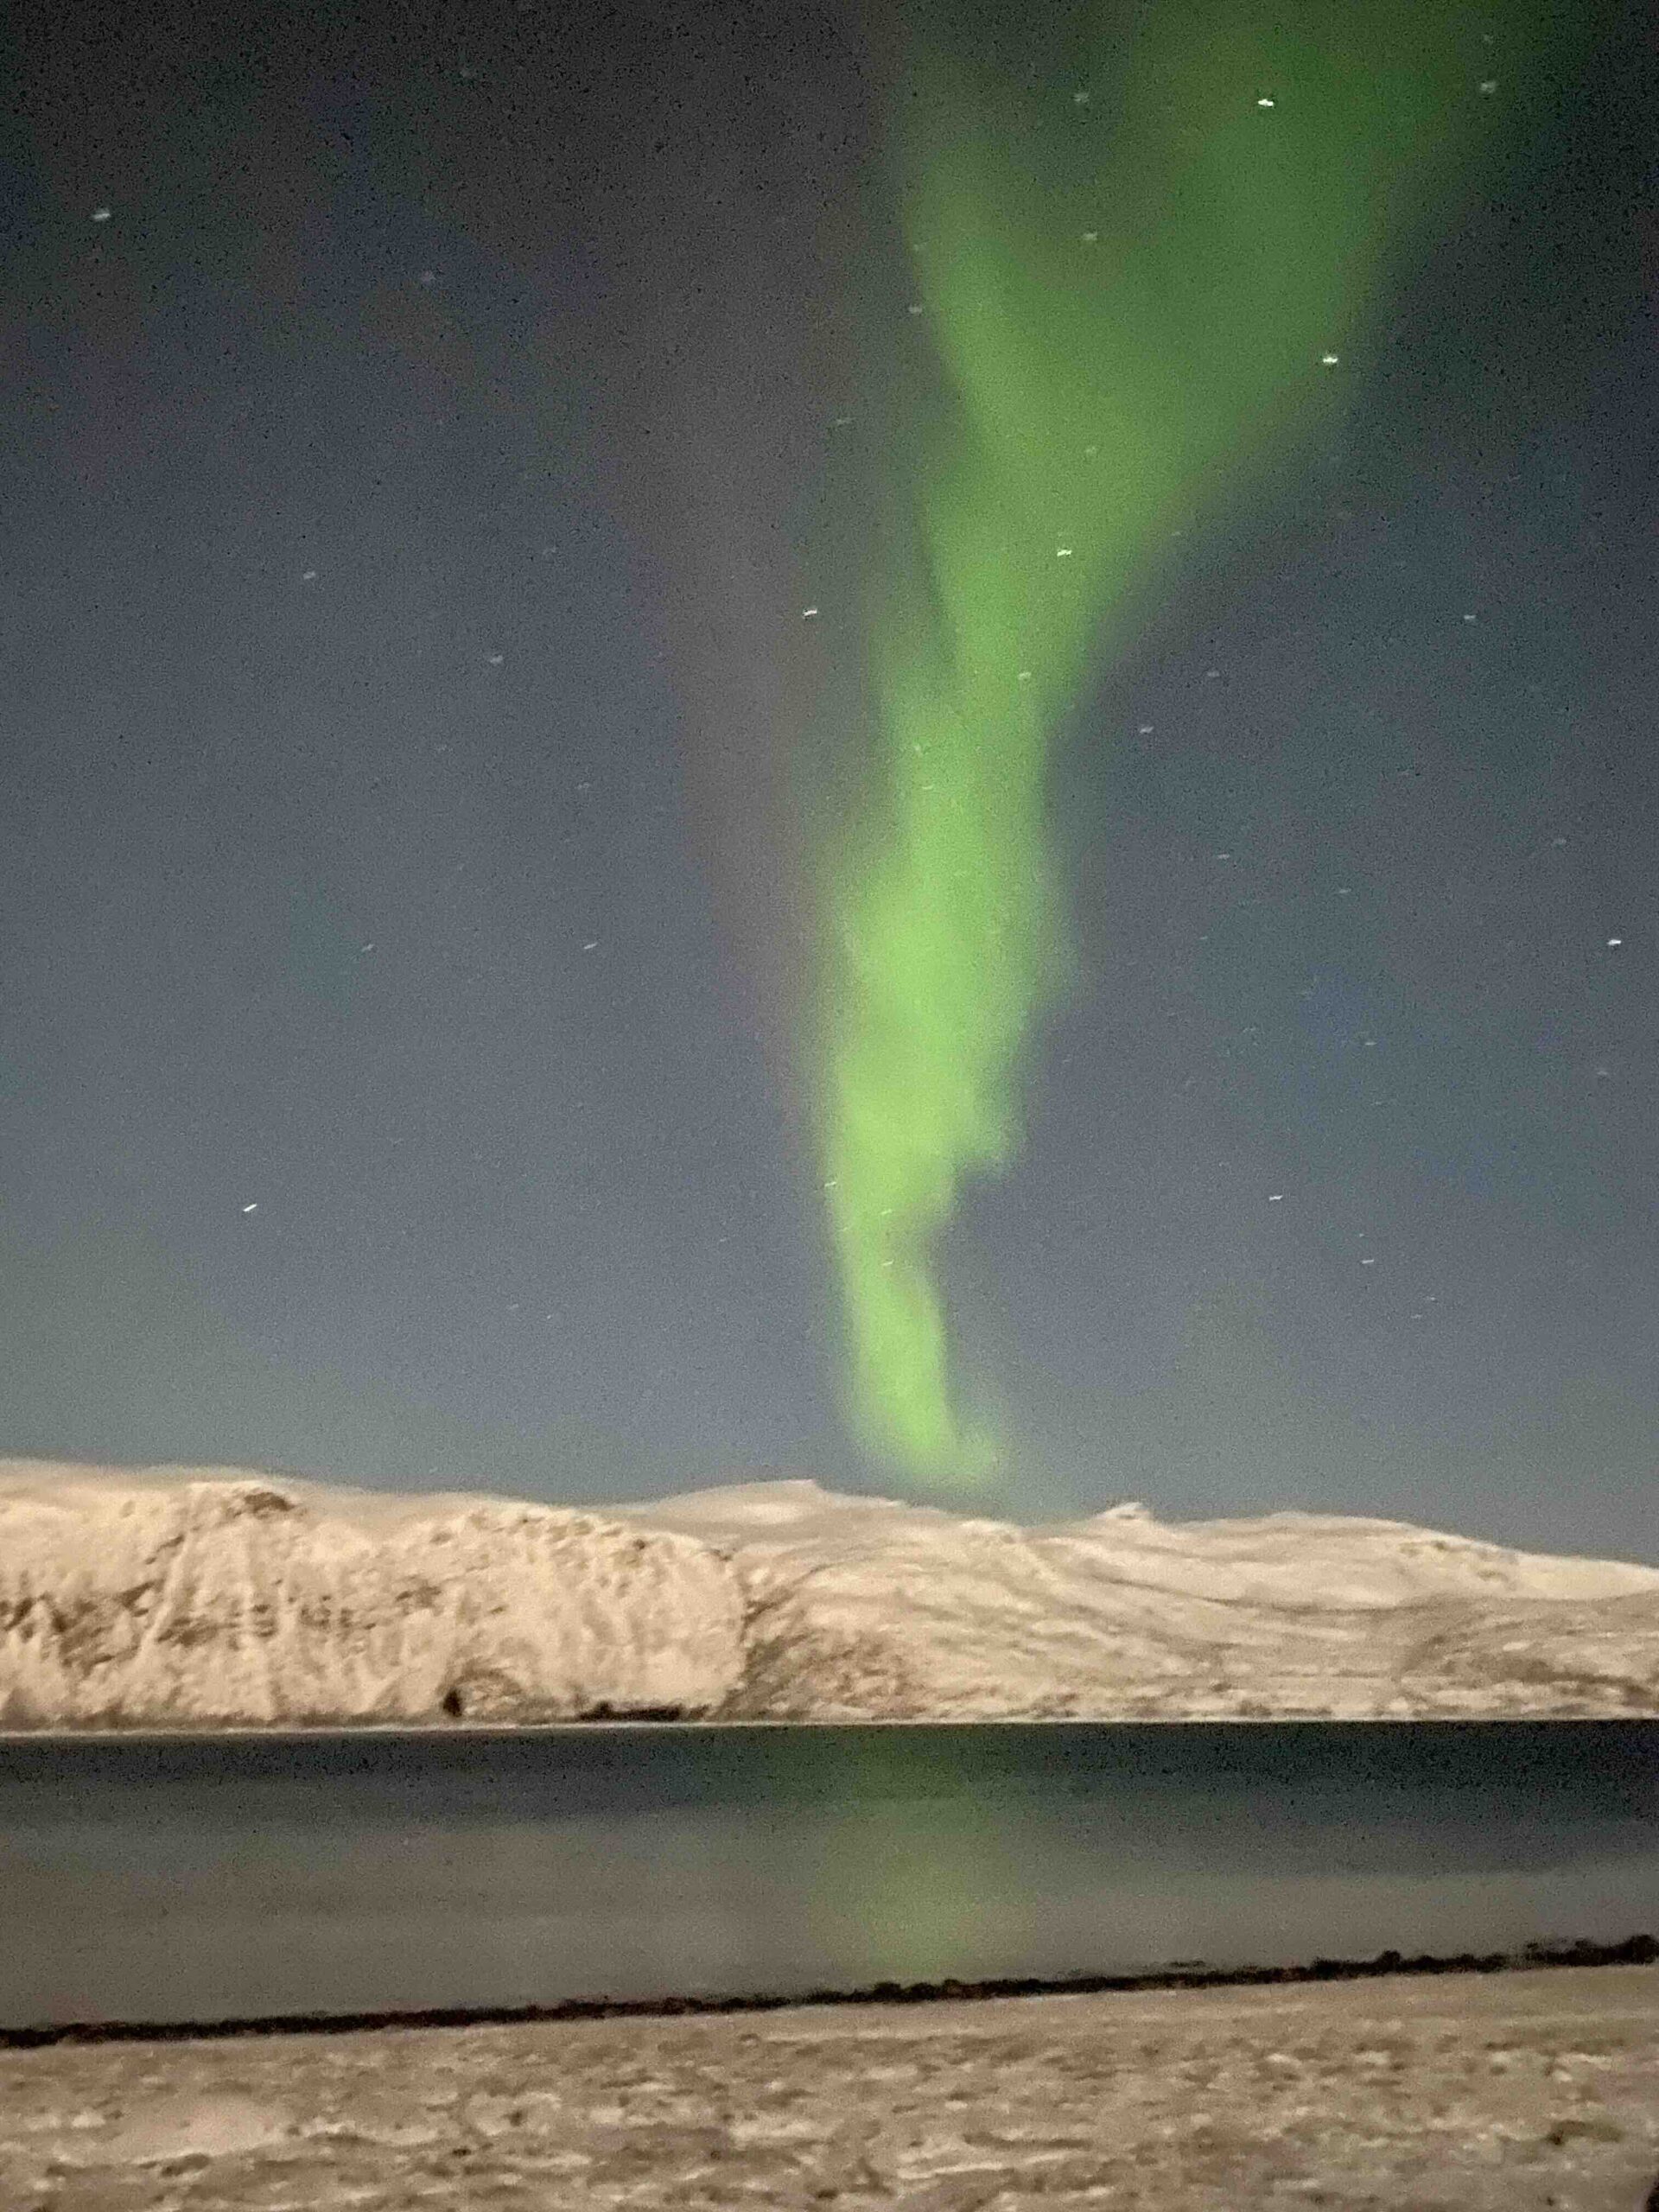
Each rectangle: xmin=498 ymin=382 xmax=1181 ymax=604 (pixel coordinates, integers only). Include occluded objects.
xmin=3 ymin=1721 xmax=1655 ymax=2029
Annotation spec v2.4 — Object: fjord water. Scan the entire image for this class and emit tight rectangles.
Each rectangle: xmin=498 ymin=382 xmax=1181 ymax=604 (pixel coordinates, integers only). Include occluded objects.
xmin=3 ymin=1722 xmax=1656 ymax=2030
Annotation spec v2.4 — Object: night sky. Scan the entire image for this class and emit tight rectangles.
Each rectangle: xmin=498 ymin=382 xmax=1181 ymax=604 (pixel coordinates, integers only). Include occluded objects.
xmin=3 ymin=0 xmax=1656 ymax=1561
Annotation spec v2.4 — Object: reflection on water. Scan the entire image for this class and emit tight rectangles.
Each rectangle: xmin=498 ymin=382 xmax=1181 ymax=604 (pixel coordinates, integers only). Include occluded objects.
xmin=2 ymin=1722 xmax=1655 ymax=2027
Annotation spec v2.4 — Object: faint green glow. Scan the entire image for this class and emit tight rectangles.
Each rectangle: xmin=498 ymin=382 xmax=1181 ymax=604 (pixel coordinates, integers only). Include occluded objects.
xmin=810 ymin=0 xmax=1572 ymax=1486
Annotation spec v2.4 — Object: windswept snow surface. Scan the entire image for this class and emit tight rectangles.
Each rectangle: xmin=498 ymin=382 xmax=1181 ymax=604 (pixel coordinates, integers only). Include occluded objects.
xmin=1 ymin=1459 xmax=1656 ymax=1726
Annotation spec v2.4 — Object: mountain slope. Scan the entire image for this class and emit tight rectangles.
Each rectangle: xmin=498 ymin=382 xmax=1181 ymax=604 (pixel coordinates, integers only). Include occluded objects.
xmin=2 ymin=1459 xmax=1655 ymax=1726
xmin=601 ymin=1478 xmax=1659 ymax=1720
xmin=0 ymin=1459 xmax=745 ymax=1726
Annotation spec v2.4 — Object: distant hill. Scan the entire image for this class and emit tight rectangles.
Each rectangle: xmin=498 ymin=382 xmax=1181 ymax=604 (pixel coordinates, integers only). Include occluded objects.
xmin=2 ymin=1458 xmax=1655 ymax=1726
xmin=600 ymin=1478 xmax=1659 ymax=1721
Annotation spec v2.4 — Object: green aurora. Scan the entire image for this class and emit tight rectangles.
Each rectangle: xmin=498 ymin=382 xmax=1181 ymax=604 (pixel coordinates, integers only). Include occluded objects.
xmin=809 ymin=0 xmax=1579 ymax=1486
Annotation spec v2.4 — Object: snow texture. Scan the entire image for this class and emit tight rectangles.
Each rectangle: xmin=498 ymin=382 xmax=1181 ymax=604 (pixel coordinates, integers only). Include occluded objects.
xmin=0 ymin=1460 xmax=744 ymax=1726
xmin=601 ymin=1477 xmax=1659 ymax=1721
xmin=1 ymin=1459 xmax=1655 ymax=1727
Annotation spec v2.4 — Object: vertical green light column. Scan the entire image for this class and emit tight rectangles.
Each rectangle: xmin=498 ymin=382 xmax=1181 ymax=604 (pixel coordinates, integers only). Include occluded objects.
xmin=812 ymin=0 xmax=1573 ymax=1485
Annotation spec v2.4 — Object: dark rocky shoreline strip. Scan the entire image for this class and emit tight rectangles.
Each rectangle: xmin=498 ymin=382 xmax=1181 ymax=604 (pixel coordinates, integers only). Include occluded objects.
xmin=8 ymin=1932 xmax=1655 ymax=2050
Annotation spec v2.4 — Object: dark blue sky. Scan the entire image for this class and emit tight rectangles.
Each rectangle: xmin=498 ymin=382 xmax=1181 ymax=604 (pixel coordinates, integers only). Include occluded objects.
xmin=2 ymin=0 xmax=1655 ymax=1560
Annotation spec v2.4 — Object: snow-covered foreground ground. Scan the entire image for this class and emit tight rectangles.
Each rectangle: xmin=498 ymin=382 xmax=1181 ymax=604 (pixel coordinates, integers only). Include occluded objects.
xmin=2 ymin=1457 xmax=1656 ymax=1726
xmin=2 ymin=1965 xmax=1656 ymax=2211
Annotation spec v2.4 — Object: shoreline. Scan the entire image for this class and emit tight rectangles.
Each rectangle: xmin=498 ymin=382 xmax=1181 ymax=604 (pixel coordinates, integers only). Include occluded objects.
xmin=7 ymin=1935 xmax=1657 ymax=2050
xmin=4 ymin=1710 xmax=1658 ymax=1739
xmin=7 ymin=1965 xmax=1654 ymax=2212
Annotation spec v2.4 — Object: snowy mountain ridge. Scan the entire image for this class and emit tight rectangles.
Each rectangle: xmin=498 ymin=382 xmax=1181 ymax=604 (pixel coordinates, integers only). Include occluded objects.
xmin=0 ymin=1459 xmax=743 ymax=1728
xmin=1 ymin=1456 xmax=1655 ymax=1726
xmin=599 ymin=1475 xmax=1659 ymax=1719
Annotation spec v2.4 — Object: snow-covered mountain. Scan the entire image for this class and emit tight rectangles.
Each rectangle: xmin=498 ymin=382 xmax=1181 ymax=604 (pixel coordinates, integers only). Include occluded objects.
xmin=0 ymin=1459 xmax=743 ymax=1727
xmin=1 ymin=1457 xmax=1655 ymax=1726
xmin=600 ymin=1478 xmax=1659 ymax=1720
